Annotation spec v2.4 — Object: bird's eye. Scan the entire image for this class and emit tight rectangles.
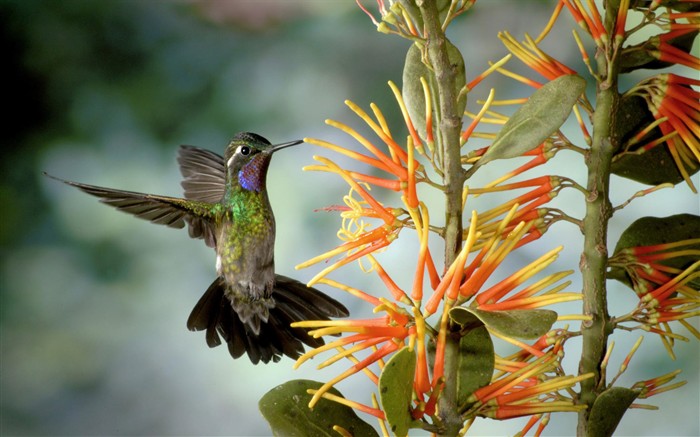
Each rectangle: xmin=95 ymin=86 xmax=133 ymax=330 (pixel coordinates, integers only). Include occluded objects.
xmin=237 ymin=145 xmax=251 ymax=156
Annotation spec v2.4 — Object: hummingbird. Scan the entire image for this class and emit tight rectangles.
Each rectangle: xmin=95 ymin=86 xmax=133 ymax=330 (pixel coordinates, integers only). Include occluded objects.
xmin=46 ymin=132 xmax=348 ymax=364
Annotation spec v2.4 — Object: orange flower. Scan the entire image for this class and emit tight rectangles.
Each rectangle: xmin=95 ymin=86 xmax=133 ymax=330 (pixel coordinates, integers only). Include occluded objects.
xmin=454 ymin=214 xmax=580 ymax=312
xmin=610 ymin=239 xmax=700 ymax=357
xmin=291 ymin=279 xmax=412 ymax=406
xmin=290 ymin=277 xmax=438 ymax=420
xmin=498 ymin=31 xmax=577 ymax=87
xmin=295 ymin=172 xmax=402 ymax=285
xmin=652 ymin=31 xmax=700 ymax=70
xmin=561 ymin=0 xmax=607 ymax=47
xmin=305 ymin=84 xmax=421 ymax=205
xmin=466 ymin=353 xmax=592 ymax=420
xmin=633 ymin=369 xmax=687 ymax=399
xmin=626 ymin=74 xmax=700 ymax=191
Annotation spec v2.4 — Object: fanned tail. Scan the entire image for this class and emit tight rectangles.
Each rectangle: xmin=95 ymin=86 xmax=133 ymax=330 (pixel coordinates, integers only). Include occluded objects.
xmin=187 ymin=275 xmax=348 ymax=364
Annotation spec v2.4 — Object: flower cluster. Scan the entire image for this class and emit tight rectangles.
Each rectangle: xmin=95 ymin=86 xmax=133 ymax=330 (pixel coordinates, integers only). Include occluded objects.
xmin=357 ymin=0 xmax=476 ymax=38
xmin=282 ymin=1 xmax=698 ymax=434
xmin=291 ymin=71 xmax=586 ymax=433
xmin=496 ymin=0 xmax=700 ymax=191
xmin=624 ymin=74 xmax=700 ymax=191
xmin=609 ymin=239 xmax=700 ymax=358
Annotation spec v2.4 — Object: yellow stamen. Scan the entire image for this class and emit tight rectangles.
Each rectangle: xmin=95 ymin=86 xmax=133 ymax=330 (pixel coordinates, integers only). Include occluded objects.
xmin=462 ymin=88 xmax=496 ymax=144
xmin=332 ymin=425 xmax=352 ymax=437
xmin=420 ymin=76 xmax=435 ymax=150
xmin=620 ymin=336 xmax=644 ymax=373
xmin=467 ymin=54 xmax=511 ymax=91
xmin=345 ymin=100 xmax=408 ymax=167
xmin=388 ymin=80 xmax=423 ymax=152
xmin=557 ymin=314 xmax=593 ymax=321
xmin=372 ymin=393 xmax=390 ymax=437
xmin=535 ymin=0 xmax=564 ymax=43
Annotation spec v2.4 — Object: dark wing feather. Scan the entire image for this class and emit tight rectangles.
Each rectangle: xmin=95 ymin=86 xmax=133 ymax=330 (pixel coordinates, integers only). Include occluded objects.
xmin=177 ymin=146 xmax=226 ymax=204
xmin=187 ymin=277 xmax=226 ymax=347
xmin=45 ymin=173 xmax=217 ymax=242
xmin=187 ymin=275 xmax=348 ymax=364
xmin=274 ymin=275 xmax=350 ymax=318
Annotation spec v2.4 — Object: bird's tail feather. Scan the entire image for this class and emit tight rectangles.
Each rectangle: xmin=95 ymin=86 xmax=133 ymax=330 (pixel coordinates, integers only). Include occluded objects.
xmin=187 ymin=275 xmax=349 ymax=364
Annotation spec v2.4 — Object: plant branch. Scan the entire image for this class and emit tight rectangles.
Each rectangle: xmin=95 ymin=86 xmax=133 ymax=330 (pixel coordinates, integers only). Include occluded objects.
xmin=417 ymin=1 xmax=466 ymax=435
xmin=576 ymin=6 xmax=620 ymax=434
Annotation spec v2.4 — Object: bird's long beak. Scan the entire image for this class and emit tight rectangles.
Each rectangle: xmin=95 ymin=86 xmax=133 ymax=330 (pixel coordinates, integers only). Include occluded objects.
xmin=269 ymin=139 xmax=304 ymax=153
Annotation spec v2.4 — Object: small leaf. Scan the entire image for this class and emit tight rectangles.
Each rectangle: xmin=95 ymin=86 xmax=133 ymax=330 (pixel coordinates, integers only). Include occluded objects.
xmin=379 ymin=347 xmax=416 ymax=437
xmin=259 ymin=379 xmax=378 ymax=437
xmin=452 ymin=307 xmax=558 ymax=340
xmin=403 ymin=41 xmax=466 ymax=142
xmin=610 ymin=214 xmax=700 ymax=289
xmin=456 ymin=324 xmax=495 ymax=409
xmin=586 ymin=386 xmax=639 ymax=437
xmin=479 ymin=74 xmax=586 ymax=166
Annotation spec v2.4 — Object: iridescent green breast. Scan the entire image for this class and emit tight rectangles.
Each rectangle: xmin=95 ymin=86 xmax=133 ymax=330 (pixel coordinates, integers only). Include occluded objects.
xmin=216 ymin=187 xmax=275 ymax=282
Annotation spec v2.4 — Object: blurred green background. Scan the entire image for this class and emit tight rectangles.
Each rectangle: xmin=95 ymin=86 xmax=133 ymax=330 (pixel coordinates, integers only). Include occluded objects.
xmin=1 ymin=1 xmax=697 ymax=435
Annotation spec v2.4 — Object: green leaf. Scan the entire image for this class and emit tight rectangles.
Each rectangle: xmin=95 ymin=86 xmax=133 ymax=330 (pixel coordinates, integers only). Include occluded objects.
xmin=455 ymin=324 xmax=495 ymax=409
xmin=611 ymin=95 xmax=699 ymax=185
xmin=259 ymin=379 xmax=378 ymax=437
xmin=402 ymin=41 xmax=466 ymax=142
xmin=451 ymin=307 xmax=558 ymax=340
xmin=448 ymin=306 xmax=484 ymax=328
xmin=612 ymin=95 xmax=657 ymax=154
xmin=586 ymin=386 xmax=639 ymax=437
xmin=611 ymin=143 xmax=697 ymax=186
xmin=478 ymin=74 xmax=586 ymax=166
xmin=609 ymin=214 xmax=700 ymax=289
xmin=379 ymin=347 xmax=416 ymax=437
xmin=658 ymin=0 xmax=700 ymax=12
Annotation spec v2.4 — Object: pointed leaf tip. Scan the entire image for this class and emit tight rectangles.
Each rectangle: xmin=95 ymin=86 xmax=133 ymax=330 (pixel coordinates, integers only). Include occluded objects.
xmin=587 ymin=386 xmax=639 ymax=437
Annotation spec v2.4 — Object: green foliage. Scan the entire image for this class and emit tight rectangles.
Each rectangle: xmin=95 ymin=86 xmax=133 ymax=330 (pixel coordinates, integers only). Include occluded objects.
xmin=586 ymin=387 xmax=640 ymax=437
xmin=378 ymin=347 xmax=418 ymax=436
xmin=450 ymin=307 xmax=558 ymax=340
xmin=402 ymin=41 xmax=466 ymax=142
xmin=611 ymin=96 xmax=698 ymax=185
xmin=475 ymin=74 xmax=586 ymax=167
xmin=259 ymin=379 xmax=378 ymax=437
xmin=609 ymin=214 xmax=700 ymax=289
xmin=455 ymin=324 xmax=494 ymax=409
xmin=611 ymin=142 xmax=697 ymax=186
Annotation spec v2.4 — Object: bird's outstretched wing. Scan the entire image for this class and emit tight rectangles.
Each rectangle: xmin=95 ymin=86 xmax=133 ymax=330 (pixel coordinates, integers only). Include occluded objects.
xmin=177 ymin=146 xmax=226 ymax=204
xmin=45 ymin=173 xmax=219 ymax=246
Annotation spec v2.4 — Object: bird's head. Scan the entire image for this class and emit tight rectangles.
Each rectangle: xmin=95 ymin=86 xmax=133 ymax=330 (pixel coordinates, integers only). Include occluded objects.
xmin=224 ymin=132 xmax=302 ymax=192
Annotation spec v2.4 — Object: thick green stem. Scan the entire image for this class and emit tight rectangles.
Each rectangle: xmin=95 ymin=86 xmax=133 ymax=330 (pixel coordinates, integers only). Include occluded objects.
xmin=417 ymin=1 xmax=465 ymax=435
xmin=576 ymin=88 xmax=615 ymax=434
xmin=577 ymin=7 xmax=620 ymax=435
xmin=415 ymin=3 xmax=464 ymax=266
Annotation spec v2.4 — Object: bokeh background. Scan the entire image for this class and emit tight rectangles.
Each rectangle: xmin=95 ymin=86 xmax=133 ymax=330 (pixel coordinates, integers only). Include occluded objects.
xmin=1 ymin=0 xmax=697 ymax=435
